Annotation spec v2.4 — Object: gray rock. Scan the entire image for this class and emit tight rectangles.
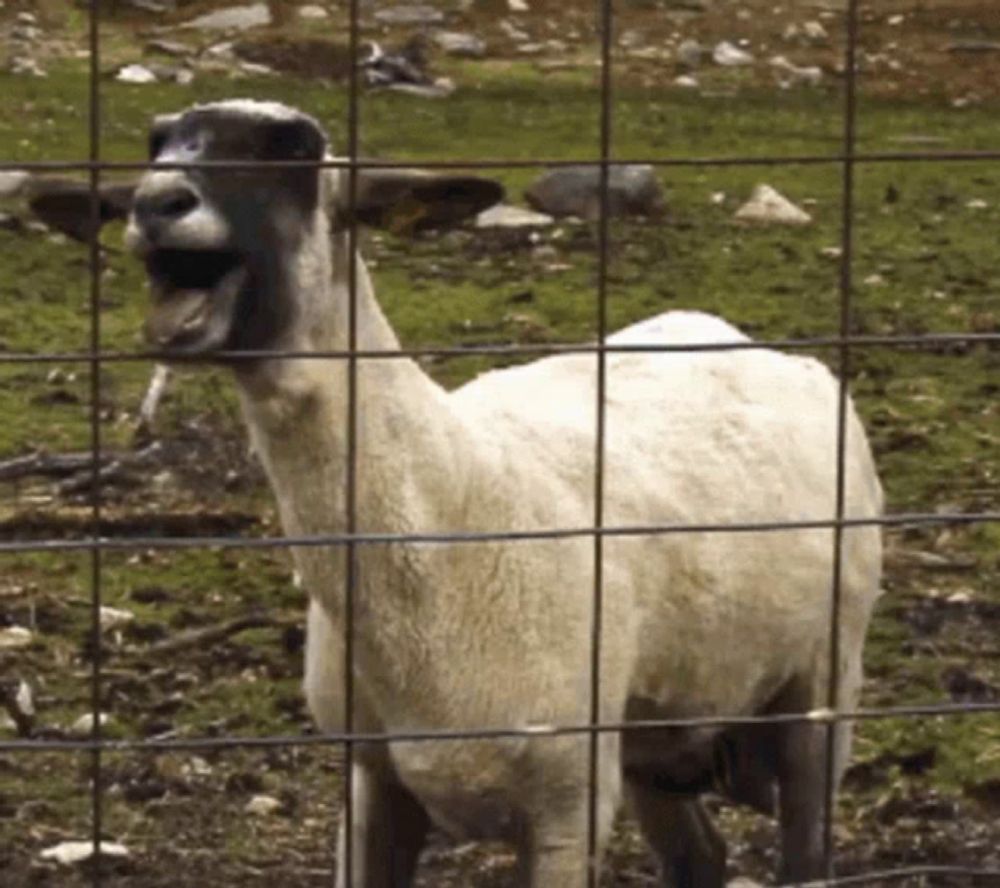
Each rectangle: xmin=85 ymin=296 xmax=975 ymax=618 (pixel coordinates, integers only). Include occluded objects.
xmin=145 ymin=39 xmax=193 ymax=57
xmin=11 ymin=25 xmax=43 ymax=42
xmin=676 ymin=38 xmax=704 ymax=68
xmin=0 ymin=626 xmax=32 ymax=650
xmin=433 ymin=31 xmax=486 ymax=58
xmin=15 ymin=12 xmax=37 ymax=26
xmin=181 ymin=2 xmax=271 ymax=32
xmin=525 ymin=165 xmax=665 ymax=221
xmin=373 ymin=5 xmax=445 ymax=26
xmin=947 ymin=40 xmax=1000 ymax=54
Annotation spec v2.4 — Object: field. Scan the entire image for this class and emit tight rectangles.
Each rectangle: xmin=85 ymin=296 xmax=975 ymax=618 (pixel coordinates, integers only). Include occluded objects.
xmin=0 ymin=1 xmax=998 ymax=885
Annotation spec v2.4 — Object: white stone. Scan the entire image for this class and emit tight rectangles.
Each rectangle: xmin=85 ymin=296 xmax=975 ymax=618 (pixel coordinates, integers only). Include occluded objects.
xmin=245 ymin=794 xmax=282 ymax=816
xmin=770 ymin=55 xmax=822 ymax=86
xmin=0 ymin=626 xmax=32 ymax=650
xmin=116 ymin=64 xmax=157 ymax=84
xmin=0 ymin=170 xmax=30 ymax=198
xmin=966 ymin=198 xmax=989 ymax=210
xmin=887 ymin=13 xmax=905 ymax=26
xmin=476 ymin=204 xmax=554 ymax=228
xmin=298 ymin=4 xmax=329 ymax=19
xmin=713 ymin=41 xmax=754 ymax=67
xmin=433 ymin=31 xmax=487 ymax=58
xmin=673 ymin=74 xmax=699 ymax=88
xmin=15 ymin=679 xmax=34 ymax=717
xmin=946 ymin=589 xmax=973 ymax=605
xmin=100 ymin=606 xmax=135 ymax=631
xmin=803 ymin=20 xmax=829 ymax=43
xmin=69 ymin=712 xmax=112 ymax=736
xmin=734 ymin=185 xmax=812 ymax=226
xmin=508 ymin=0 xmax=529 ymax=10
xmin=863 ymin=273 xmax=886 ymax=287
xmin=40 ymin=841 xmax=129 ymax=866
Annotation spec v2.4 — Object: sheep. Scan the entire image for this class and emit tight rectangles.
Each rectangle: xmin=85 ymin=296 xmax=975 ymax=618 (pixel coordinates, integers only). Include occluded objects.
xmin=107 ymin=99 xmax=882 ymax=886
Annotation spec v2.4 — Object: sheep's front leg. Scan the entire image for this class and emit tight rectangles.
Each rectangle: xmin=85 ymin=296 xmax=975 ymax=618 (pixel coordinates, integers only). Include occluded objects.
xmin=335 ymin=756 xmax=431 ymax=888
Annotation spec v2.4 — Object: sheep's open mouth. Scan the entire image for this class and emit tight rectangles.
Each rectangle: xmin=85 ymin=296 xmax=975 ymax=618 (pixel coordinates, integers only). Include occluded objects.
xmin=144 ymin=248 xmax=247 ymax=352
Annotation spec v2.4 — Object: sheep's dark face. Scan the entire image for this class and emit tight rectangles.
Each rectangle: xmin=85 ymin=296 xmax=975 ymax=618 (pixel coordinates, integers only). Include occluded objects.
xmin=127 ymin=100 xmax=326 ymax=357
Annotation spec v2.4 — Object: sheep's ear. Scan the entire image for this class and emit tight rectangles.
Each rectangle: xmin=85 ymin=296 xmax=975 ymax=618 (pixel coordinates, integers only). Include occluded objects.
xmin=339 ymin=170 xmax=504 ymax=234
xmin=25 ymin=177 xmax=136 ymax=243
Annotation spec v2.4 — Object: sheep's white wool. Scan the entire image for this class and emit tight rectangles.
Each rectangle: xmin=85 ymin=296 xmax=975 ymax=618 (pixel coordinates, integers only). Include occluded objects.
xmin=195 ymin=97 xmax=314 ymax=123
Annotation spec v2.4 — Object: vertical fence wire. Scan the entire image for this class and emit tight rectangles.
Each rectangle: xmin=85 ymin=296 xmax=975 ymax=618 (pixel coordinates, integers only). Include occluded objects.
xmin=342 ymin=0 xmax=363 ymax=883
xmin=586 ymin=0 xmax=615 ymax=883
xmin=824 ymin=0 xmax=862 ymax=876
xmin=87 ymin=2 xmax=104 ymax=885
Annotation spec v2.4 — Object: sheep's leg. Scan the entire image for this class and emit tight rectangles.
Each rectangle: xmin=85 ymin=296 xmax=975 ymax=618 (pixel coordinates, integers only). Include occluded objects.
xmin=626 ymin=781 xmax=726 ymax=888
xmin=516 ymin=832 xmax=591 ymax=888
xmin=775 ymin=718 xmax=829 ymax=884
xmin=335 ymin=757 xmax=431 ymax=888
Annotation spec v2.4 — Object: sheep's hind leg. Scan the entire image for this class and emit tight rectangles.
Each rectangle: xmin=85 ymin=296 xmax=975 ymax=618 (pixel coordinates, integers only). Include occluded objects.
xmin=775 ymin=717 xmax=829 ymax=885
xmin=626 ymin=780 xmax=726 ymax=888
xmin=335 ymin=756 xmax=431 ymax=888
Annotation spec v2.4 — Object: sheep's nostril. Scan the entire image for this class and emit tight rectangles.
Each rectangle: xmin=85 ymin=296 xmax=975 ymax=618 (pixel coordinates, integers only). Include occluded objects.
xmin=136 ymin=185 xmax=200 ymax=228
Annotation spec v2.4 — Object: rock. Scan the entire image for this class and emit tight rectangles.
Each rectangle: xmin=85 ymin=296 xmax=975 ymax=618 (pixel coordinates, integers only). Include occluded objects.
xmin=69 ymin=712 xmax=112 ymax=736
xmin=385 ymin=77 xmax=455 ymax=98
xmin=373 ymin=5 xmax=445 ymax=26
xmin=0 ymin=626 xmax=33 ymax=650
xmin=9 ymin=56 xmax=46 ymax=77
xmin=15 ymin=12 xmax=37 ymax=26
xmin=966 ymin=198 xmax=989 ymax=210
xmin=115 ymin=64 xmax=158 ymax=84
xmin=734 ymin=185 xmax=812 ymax=226
xmin=770 ymin=55 xmax=822 ymax=87
xmin=175 ymin=68 xmax=195 ymax=85
xmin=947 ymin=41 xmax=1000 ymax=54
xmin=727 ymin=880 xmax=764 ymax=888
xmin=476 ymin=204 xmax=554 ymax=228
xmin=238 ymin=61 xmax=275 ymax=76
xmin=15 ymin=680 xmax=34 ymax=718
xmin=11 ymin=25 xmax=43 ymax=42
xmin=713 ymin=41 xmax=754 ymax=67
xmin=499 ymin=19 xmax=529 ymax=42
xmin=433 ymin=31 xmax=486 ymax=58
xmin=181 ymin=3 xmax=271 ymax=32
xmin=100 ymin=606 xmax=135 ymax=631
xmin=298 ymin=4 xmax=329 ymax=19
xmin=508 ymin=0 xmax=529 ymax=10
xmin=145 ymin=39 xmax=192 ymax=57
xmin=676 ymin=38 xmax=704 ymax=68
xmin=802 ymin=20 xmax=829 ymax=43
xmin=245 ymin=794 xmax=282 ymax=816
xmin=673 ymin=74 xmax=699 ymax=88
xmin=40 ymin=841 xmax=129 ymax=866
xmin=525 ymin=165 xmax=665 ymax=221
xmin=0 ymin=171 xmax=30 ymax=198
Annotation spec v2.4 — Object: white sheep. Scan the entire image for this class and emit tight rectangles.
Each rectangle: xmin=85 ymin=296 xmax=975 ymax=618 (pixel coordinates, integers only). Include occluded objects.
xmin=75 ymin=99 xmax=882 ymax=886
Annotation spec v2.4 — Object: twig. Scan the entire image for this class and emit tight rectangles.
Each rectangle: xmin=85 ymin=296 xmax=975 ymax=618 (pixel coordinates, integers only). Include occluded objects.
xmin=141 ymin=612 xmax=292 ymax=657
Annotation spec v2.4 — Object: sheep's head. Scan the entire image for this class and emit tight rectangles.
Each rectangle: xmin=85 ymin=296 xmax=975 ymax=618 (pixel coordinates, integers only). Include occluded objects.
xmin=122 ymin=99 xmax=503 ymax=359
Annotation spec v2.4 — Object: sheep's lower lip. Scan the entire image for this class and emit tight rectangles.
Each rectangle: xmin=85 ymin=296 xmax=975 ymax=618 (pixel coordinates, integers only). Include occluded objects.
xmin=144 ymin=249 xmax=246 ymax=352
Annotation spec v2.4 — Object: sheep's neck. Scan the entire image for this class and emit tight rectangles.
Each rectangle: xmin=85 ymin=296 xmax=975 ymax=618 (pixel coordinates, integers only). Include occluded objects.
xmin=234 ymin=247 xmax=472 ymax=620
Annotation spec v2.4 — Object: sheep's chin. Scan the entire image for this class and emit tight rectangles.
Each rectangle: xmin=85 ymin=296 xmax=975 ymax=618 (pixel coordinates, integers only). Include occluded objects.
xmin=143 ymin=250 xmax=246 ymax=354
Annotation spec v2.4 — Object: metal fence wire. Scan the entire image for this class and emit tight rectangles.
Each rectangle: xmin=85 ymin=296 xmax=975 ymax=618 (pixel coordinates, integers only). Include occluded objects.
xmin=1 ymin=0 xmax=999 ymax=886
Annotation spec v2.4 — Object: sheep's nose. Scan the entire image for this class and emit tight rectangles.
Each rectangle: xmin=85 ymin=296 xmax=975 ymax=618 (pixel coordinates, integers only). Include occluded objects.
xmin=133 ymin=176 xmax=200 ymax=233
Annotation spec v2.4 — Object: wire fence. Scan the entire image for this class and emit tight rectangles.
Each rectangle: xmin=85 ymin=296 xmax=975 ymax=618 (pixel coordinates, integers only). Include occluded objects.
xmin=1 ymin=0 xmax=999 ymax=885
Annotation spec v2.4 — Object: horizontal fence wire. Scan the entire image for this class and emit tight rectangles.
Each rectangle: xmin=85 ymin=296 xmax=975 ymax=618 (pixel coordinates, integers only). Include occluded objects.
xmin=0 ymin=0 xmax=993 ymax=885
xmin=2 ymin=512 xmax=998 ymax=555
xmin=0 ymin=331 xmax=998 ymax=365
xmin=3 ymin=703 xmax=1000 ymax=755
xmin=4 ymin=150 xmax=1000 ymax=172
